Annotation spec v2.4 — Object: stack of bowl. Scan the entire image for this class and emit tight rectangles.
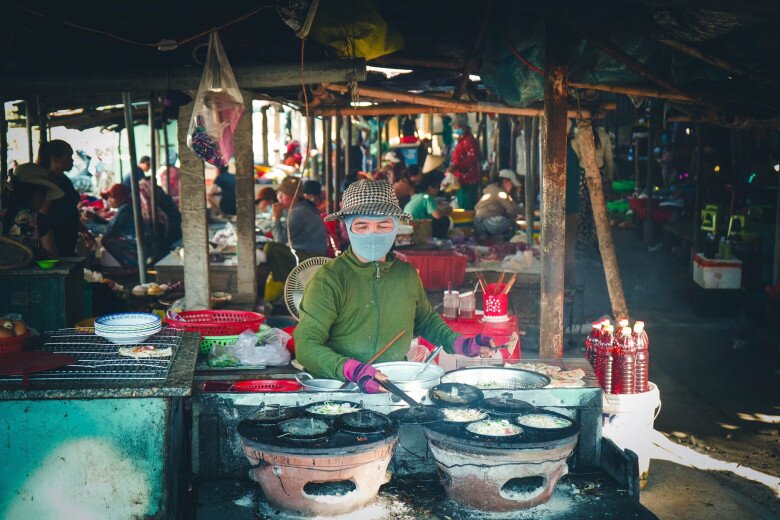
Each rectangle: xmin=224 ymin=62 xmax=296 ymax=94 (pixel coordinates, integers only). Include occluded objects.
xmin=94 ymin=313 xmax=162 ymax=344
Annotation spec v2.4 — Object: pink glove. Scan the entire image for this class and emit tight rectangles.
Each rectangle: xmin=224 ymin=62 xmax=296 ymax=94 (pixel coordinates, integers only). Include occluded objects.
xmin=343 ymin=359 xmax=382 ymax=393
xmin=453 ymin=334 xmax=494 ymax=357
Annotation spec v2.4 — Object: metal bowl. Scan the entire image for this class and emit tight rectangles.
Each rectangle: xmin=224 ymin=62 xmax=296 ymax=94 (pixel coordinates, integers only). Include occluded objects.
xmin=295 ymin=373 xmax=358 ymax=392
xmin=373 ymin=361 xmax=444 ymax=392
xmin=440 ymin=367 xmax=550 ymax=390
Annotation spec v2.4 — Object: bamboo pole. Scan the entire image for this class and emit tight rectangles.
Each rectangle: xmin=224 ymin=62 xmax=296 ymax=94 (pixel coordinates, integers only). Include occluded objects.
xmin=344 ymin=115 xmax=352 ymax=179
xmin=658 ymin=40 xmax=747 ymax=78
xmin=524 ymin=117 xmax=535 ymax=246
xmin=323 ymin=117 xmax=332 ymax=212
xmin=0 ymin=101 xmax=6 ymax=212
xmin=774 ymin=157 xmax=780 ymax=285
xmin=693 ymin=125 xmax=703 ymax=253
xmin=148 ymin=95 xmax=159 ymax=252
xmin=121 ymin=92 xmax=147 ymax=284
xmin=539 ymin=26 xmax=568 ymax=359
xmin=25 ymin=100 xmax=33 ymax=162
xmin=577 ymin=119 xmax=630 ymax=321
xmin=569 ymin=82 xmax=688 ymax=101
xmin=321 ymin=85 xmax=593 ymax=118
xmin=161 ymin=114 xmax=172 ymax=195
xmin=335 ymin=115 xmax=343 ymax=205
xmin=375 ymin=117 xmax=382 ymax=172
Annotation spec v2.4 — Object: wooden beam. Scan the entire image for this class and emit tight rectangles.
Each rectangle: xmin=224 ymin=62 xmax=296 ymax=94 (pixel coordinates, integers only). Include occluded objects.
xmin=121 ymin=92 xmax=147 ymax=284
xmin=321 ymin=85 xmax=594 ymax=117
xmin=577 ymin=119 xmax=630 ymax=321
xmin=658 ymin=40 xmax=747 ymax=78
xmin=539 ymin=24 xmax=568 ymax=359
xmin=0 ymin=60 xmax=367 ymax=96
xmin=584 ymin=36 xmax=709 ymax=107
xmin=148 ymin=95 xmax=159 ymax=251
xmin=370 ymin=54 xmax=465 ymax=71
xmin=234 ymin=91 xmax=257 ymax=305
xmin=620 ymin=0 xmax=780 ymax=16
xmin=177 ymin=101 xmax=211 ymax=310
xmin=570 ymin=82 xmax=688 ymax=101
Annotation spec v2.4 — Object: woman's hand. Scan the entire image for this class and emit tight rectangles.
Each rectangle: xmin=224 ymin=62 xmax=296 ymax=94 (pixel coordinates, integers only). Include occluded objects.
xmin=271 ymin=202 xmax=283 ymax=221
xmin=343 ymin=359 xmax=388 ymax=394
xmin=453 ymin=334 xmax=497 ymax=358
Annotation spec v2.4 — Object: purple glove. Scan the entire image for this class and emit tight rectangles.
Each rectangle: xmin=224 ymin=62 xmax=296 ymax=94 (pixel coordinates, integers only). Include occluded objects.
xmin=453 ymin=334 xmax=494 ymax=357
xmin=343 ymin=359 xmax=382 ymax=393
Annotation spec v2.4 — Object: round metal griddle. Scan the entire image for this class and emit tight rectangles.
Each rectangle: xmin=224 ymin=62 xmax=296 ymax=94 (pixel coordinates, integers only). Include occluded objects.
xmin=440 ymin=367 xmax=550 ymax=390
xmin=248 ymin=406 xmax=302 ymax=426
xmin=479 ymin=394 xmax=535 ymax=417
xmin=515 ymin=410 xmax=578 ymax=433
xmin=303 ymin=400 xmax=363 ymax=420
xmin=389 ymin=406 xmax=445 ymax=425
xmin=428 ymin=383 xmax=484 ymax=408
xmin=335 ymin=410 xmax=394 ymax=435
xmin=276 ymin=417 xmax=332 ymax=441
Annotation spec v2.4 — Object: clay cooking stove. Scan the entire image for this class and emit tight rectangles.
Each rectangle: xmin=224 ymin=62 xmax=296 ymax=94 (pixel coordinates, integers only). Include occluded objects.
xmin=424 ymin=406 xmax=579 ymax=512
xmin=237 ymin=405 xmax=398 ymax=516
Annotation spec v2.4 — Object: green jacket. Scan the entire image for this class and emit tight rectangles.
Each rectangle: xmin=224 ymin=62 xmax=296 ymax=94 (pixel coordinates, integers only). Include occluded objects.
xmin=294 ymin=247 xmax=460 ymax=380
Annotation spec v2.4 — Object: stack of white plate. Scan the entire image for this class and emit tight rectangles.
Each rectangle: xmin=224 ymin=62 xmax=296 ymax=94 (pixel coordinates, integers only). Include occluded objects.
xmin=94 ymin=313 xmax=162 ymax=344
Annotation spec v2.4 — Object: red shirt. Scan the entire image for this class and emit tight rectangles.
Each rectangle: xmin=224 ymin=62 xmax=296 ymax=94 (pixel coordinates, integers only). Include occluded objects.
xmin=451 ymin=131 xmax=481 ymax=185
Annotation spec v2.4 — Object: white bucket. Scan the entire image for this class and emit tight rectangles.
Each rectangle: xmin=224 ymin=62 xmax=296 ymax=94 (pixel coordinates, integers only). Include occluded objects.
xmin=602 ymin=382 xmax=661 ymax=487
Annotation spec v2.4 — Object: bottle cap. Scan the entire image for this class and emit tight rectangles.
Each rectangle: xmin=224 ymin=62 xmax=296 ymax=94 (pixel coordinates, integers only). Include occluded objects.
xmin=621 ymin=326 xmax=632 ymax=336
xmin=603 ymin=324 xmax=614 ymax=332
xmin=592 ymin=322 xmax=603 ymax=330
xmin=633 ymin=321 xmax=645 ymax=332
xmin=601 ymin=319 xmax=611 ymax=327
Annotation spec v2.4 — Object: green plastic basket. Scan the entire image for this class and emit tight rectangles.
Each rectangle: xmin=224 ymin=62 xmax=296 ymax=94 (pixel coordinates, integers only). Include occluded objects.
xmin=611 ymin=180 xmax=636 ymax=193
xmin=199 ymin=331 xmax=263 ymax=355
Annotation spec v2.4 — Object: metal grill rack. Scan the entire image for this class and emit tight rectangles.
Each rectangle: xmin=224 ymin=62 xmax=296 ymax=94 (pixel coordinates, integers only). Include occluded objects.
xmin=0 ymin=328 xmax=183 ymax=382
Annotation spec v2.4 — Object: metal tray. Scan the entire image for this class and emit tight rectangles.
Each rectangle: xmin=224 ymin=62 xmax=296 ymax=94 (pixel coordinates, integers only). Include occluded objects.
xmin=440 ymin=367 xmax=550 ymax=390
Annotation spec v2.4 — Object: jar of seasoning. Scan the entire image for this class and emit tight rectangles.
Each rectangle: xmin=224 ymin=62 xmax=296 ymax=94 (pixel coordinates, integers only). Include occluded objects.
xmin=458 ymin=291 xmax=476 ymax=320
xmin=443 ymin=290 xmax=460 ymax=320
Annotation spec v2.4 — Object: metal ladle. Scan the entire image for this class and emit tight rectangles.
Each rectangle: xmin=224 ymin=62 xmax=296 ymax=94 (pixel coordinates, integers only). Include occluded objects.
xmin=411 ymin=345 xmax=443 ymax=380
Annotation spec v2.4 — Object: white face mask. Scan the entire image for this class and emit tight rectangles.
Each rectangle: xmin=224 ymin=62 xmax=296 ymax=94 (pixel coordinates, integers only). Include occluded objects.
xmin=345 ymin=216 xmax=399 ymax=262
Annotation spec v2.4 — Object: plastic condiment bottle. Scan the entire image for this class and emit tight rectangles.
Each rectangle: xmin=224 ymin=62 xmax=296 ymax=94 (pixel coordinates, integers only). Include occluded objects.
xmin=596 ymin=324 xmax=615 ymax=393
xmin=633 ymin=321 xmax=650 ymax=393
xmin=585 ymin=321 xmax=602 ymax=367
xmin=612 ymin=326 xmax=636 ymax=394
xmin=443 ymin=290 xmax=459 ymax=320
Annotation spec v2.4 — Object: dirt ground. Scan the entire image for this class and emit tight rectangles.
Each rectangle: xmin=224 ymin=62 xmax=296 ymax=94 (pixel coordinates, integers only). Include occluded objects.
xmin=568 ymin=228 xmax=780 ymax=519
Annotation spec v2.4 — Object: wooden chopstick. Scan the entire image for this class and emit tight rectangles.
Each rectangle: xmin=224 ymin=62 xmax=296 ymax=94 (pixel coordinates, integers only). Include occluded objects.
xmin=502 ymin=273 xmax=519 ymax=295
xmin=497 ymin=271 xmax=505 ymax=292
xmin=367 ymin=329 xmax=407 ymax=365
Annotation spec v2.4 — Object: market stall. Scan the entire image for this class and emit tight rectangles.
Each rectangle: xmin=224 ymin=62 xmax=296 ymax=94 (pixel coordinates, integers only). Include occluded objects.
xmin=0 ymin=325 xmax=199 ymax=519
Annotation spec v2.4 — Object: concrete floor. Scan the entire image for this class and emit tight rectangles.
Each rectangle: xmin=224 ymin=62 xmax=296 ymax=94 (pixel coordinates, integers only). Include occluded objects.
xmin=565 ymin=229 xmax=780 ymax=519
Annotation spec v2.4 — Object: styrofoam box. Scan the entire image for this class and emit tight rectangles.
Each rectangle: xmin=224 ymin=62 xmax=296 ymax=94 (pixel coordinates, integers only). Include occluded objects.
xmin=693 ymin=253 xmax=742 ymax=289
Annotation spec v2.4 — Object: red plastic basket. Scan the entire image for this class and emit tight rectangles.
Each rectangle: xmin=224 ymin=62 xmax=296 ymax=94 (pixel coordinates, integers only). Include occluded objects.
xmin=0 ymin=332 xmax=30 ymax=356
xmin=395 ymin=250 xmax=468 ymax=290
xmin=164 ymin=310 xmax=265 ymax=337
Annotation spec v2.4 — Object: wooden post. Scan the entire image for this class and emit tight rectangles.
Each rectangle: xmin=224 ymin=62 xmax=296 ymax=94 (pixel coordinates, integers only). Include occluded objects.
xmin=176 ymin=100 xmax=211 ymax=309
xmin=148 ymin=95 xmax=159 ymax=250
xmin=539 ymin=26 xmax=568 ymax=359
xmin=25 ymin=100 xmax=33 ymax=162
xmin=161 ymin=115 xmax=172 ymax=195
xmin=0 ymin=100 xmax=6 ymax=212
xmin=644 ymin=102 xmax=661 ymax=244
xmin=693 ymin=125 xmax=703 ymax=253
xmin=121 ymin=92 xmax=148 ymax=284
xmin=323 ymin=117 xmax=332 ymax=212
xmin=335 ymin=115 xmax=343 ymax=205
xmin=524 ymin=117 xmax=536 ymax=246
xmin=374 ymin=117 xmax=382 ymax=173
xmin=260 ymin=105 xmax=270 ymax=165
xmin=308 ymin=115 xmax=318 ymax=178
xmin=36 ymin=96 xmax=47 ymax=147
xmin=234 ymin=91 xmax=257 ymax=304
xmin=344 ymin=115 xmax=352 ymax=179
xmin=634 ymin=135 xmax=640 ymax=192
xmin=577 ymin=119 xmax=630 ymax=321
xmin=774 ymin=158 xmax=780 ymax=285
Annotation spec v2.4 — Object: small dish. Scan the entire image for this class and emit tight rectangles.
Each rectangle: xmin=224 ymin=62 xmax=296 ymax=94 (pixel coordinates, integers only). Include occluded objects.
xmin=35 ymin=259 xmax=60 ymax=269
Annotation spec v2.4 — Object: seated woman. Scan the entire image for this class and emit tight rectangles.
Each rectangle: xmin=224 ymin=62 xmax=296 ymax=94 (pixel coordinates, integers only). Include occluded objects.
xmin=474 ymin=169 xmax=521 ymax=242
xmin=2 ymin=163 xmax=63 ymax=258
xmin=403 ymin=170 xmax=451 ymax=239
xmin=81 ymin=184 xmax=138 ymax=267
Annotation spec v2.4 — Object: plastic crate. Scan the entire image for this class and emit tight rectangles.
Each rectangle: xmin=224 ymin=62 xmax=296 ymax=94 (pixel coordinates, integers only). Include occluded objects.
xmin=395 ymin=250 xmax=467 ymax=290
xmin=164 ymin=310 xmax=265 ymax=337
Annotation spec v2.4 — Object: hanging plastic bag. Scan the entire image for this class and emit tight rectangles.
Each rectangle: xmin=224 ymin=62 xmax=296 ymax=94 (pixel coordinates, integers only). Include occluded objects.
xmin=187 ymin=31 xmax=245 ymax=167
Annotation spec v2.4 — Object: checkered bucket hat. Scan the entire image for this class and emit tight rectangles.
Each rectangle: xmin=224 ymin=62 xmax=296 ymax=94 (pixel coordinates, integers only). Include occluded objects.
xmin=325 ymin=179 xmax=412 ymax=222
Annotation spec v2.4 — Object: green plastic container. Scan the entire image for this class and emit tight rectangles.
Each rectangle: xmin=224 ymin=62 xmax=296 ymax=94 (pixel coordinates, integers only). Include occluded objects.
xmin=611 ymin=180 xmax=636 ymax=193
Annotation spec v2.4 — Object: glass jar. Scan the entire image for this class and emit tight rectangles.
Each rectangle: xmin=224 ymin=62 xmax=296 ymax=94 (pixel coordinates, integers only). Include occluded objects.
xmin=443 ymin=290 xmax=460 ymax=320
xmin=458 ymin=291 xmax=476 ymax=320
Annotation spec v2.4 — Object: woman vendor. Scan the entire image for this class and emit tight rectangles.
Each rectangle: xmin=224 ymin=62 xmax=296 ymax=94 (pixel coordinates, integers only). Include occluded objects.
xmin=294 ymin=180 xmax=496 ymax=393
xmin=2 ymin=163 xmax=63 ymax=257
xmin=81 ymin=184 xmax=138 ymax=267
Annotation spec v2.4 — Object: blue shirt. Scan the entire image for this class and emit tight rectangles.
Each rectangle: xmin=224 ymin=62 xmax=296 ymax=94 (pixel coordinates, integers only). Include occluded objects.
xmin=214 ymin=172 xmax=237 ymax=216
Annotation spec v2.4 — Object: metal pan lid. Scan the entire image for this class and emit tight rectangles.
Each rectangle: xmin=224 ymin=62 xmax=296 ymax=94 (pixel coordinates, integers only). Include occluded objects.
xmin=388 ymin=406 xmax=445 ymax=425
xmin=429 ymin=382 xmax=484 ymax=408
xmin=480 ymin=393 xmax=535 ymax=416
xmin=335 ymin=410 xmax=395 ymax=435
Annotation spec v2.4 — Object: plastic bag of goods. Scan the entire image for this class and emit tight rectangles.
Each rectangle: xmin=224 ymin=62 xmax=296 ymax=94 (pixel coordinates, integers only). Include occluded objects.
xmin=187 ymin=31 xmax=245 ymax=167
